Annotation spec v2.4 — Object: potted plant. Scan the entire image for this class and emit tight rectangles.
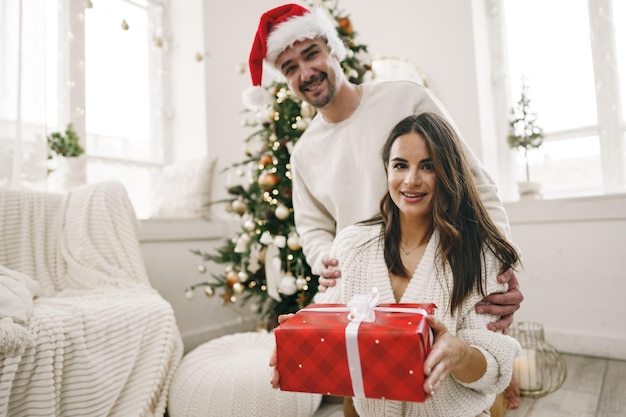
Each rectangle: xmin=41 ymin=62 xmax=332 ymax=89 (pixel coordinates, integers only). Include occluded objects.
xmin=507 ymin=78 xmax=544 ymax=200
xmin=47 ymin=123 xmax=86 ymax=189
xmin=47 ymin=123 xmax=84 ymax=158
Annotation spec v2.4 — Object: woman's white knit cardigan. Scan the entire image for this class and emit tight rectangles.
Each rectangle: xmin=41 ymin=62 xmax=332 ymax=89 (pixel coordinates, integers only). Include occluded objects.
xmin=316 ymin=224 xmax=521 ymax=417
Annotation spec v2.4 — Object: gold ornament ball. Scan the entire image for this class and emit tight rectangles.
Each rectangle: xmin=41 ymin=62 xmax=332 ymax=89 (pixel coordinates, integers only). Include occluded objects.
xmin=226 ymin=270 xmax=239 ymax=287
xmin=287 ymin=233 xmax=301 ymax=251
xmin=258 ymin=171 xmax=280 ymax=190
xmin=300 ymin=101 xmax=316 ymax=118
xmin=204 ymin=286 xmax=215 ymax=297
xmin=232 ymin=199 xmax=246 ymax=216
xmin=338 ymin=17 xmax=353 ymax=35
xmin=237 ymin=271 xmax=249 ymax=282
xmin=259 ymin=154 xmax=273 ymax=167
xmin=198 ymin=264 xmax=207 ymax=274
xmin=243 ymin=219 xmax=255 ymax=231
xmin=232 ymin=282 xmax=245 ymax=295
xmin=275 ymin=204 xmax=290 ymax=220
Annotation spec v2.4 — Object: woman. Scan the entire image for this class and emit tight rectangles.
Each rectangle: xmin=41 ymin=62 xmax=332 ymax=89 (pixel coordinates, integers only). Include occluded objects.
xmin=316 ymin=112 xmax=521 ymax=417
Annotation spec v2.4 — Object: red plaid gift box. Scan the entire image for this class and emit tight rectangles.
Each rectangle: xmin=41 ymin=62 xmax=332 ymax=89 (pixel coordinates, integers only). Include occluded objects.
xmin=275 ymin=289 xmax=436 ymax=402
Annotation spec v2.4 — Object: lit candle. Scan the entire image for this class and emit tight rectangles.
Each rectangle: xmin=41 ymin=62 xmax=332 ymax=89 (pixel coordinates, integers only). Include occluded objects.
xmin=514 ymin=348 xmax=541 ymax=391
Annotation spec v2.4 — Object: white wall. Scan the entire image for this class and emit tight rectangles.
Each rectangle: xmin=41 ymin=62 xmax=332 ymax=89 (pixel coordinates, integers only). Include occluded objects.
xmin=139 ymin=218 xmax=257 ymax=352
xmin=155 ymin=0 xmax=626 ymax=359
xmin=505 ymin=195 xmax=626 ymax=361
xmin=167 ymin=0 xmax=208 ymax=161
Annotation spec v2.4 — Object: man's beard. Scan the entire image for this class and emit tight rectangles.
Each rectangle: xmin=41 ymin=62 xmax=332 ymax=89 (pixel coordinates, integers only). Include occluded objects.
xmin=300 ymin=72 xmax=335 ymax=108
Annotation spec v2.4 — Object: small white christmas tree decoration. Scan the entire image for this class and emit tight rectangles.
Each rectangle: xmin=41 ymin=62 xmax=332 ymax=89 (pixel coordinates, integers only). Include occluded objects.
xmin=507 ymin=77 xmax=544 ymax=183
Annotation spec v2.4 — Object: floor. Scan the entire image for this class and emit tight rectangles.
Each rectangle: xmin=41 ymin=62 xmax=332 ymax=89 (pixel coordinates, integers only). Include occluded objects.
xmin=312 ymin=353 xmax=626 ymax=417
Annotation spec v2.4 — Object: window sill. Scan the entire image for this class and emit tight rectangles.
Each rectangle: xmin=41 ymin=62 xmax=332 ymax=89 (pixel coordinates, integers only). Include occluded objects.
xmin=138 ymin=217 xmax=238 ymax=243
xmin=504 ymin=193 xmax=626 ymax=225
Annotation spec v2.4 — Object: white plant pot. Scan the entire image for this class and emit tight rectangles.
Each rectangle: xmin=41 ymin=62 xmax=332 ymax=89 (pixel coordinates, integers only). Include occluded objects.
xmin=517 ymin=181 xmax=542 ymax=201
xmin=57 ymin=155 xmax=86 ymax=190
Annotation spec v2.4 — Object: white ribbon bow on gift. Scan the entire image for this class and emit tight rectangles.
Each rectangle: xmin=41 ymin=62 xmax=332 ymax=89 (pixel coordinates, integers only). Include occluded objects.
xmin=347 ymin=287 xmax=379 ymax=323
xmin=346 ymin=288 xmax=379 ymax=398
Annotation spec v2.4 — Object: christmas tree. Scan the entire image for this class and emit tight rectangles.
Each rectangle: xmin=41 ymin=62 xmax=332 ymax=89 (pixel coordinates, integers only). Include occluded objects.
xmin=186 ymin=1 xmax=371 ymax=326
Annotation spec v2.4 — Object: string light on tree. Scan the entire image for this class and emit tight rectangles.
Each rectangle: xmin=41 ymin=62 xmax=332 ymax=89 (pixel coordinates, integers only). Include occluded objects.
xmin=295 ymin=275 xmax=308 ymax=290
xmin=232 ymin=282 xmax=245 ymax=295
xmin=204 ymin=286 xmax=215 ymax=297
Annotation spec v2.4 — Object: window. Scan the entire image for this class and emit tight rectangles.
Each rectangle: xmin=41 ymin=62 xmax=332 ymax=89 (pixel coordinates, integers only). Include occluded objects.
xmin=0 ymin=0 xmax=58 ymax=188
xmin=84 ymin=0 xmax=166 ymax=217
xmin=500 ymin=0 xmax=625 ymax=199
xmin=0 ymin=0 xmax=167 ymax=217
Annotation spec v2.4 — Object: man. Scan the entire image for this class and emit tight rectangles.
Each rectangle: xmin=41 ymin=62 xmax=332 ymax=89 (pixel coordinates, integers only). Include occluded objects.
xmin=246 ymin=3 xmax=521 ymax=414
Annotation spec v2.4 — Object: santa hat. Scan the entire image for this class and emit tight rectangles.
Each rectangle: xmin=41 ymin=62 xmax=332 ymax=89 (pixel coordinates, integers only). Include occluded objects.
xmin=243 ymin=3 xmax=347 ymax=109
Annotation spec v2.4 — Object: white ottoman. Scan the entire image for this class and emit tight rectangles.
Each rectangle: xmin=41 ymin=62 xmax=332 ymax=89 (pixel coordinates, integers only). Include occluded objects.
xmin=168 ymin=331 xmax=322 ymax=417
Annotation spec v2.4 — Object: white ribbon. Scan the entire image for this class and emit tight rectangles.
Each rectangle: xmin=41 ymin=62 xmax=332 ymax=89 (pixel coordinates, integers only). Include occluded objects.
xmin=259 ymin=231 xmax=286 ymax=248
xmin=347 ymin=287 xmax=379 ymax=323
xmin=345 ymin=288 xmax=378 ymax=397
xmin=234 ymin=233 xmax=251 ymax=253
xmin=264 ymin=244 xmax=282 ymax=301
xmin=260 ymin=232 xmax=287 ymax=301
xmin=247 ymin=242 xmax=261 ymax=274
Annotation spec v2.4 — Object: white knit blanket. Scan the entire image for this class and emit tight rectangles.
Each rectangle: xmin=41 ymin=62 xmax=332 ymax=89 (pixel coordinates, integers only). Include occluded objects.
xmin=0 ymin=264 xmax=40 ymax=353
xmin=0 ymin=182 xmax=183 ymax=417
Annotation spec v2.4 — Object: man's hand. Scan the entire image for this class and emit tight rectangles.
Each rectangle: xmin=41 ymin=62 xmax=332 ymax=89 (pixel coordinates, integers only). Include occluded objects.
xmin=269 ymin=313 xmax=294 ymax=389
xmin=316 ymin=256 xmax=341 ymax=293
xmin=475 ymin=268 xmax=523 ymax=333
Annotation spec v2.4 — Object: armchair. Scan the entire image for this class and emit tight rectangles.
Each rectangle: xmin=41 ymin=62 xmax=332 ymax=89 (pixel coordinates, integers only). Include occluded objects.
xmin=0 ymin=181 xmax=183 ymax=417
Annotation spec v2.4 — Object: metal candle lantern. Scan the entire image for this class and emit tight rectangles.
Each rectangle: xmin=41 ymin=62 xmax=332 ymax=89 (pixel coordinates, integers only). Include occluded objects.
xmin=510 ymin=321 xmax=567 ymax=397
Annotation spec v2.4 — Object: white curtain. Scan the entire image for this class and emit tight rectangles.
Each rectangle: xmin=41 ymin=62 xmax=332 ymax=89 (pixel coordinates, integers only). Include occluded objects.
xmin=0 ymin=0 xmax=55 ymax=189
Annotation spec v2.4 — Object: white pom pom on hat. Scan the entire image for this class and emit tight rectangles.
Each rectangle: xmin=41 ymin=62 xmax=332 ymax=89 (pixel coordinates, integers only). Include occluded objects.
xmin=243 ymin=3 xmax=346 ymax=109
xmin=242 ymin=85 xmax=275 ymax=110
